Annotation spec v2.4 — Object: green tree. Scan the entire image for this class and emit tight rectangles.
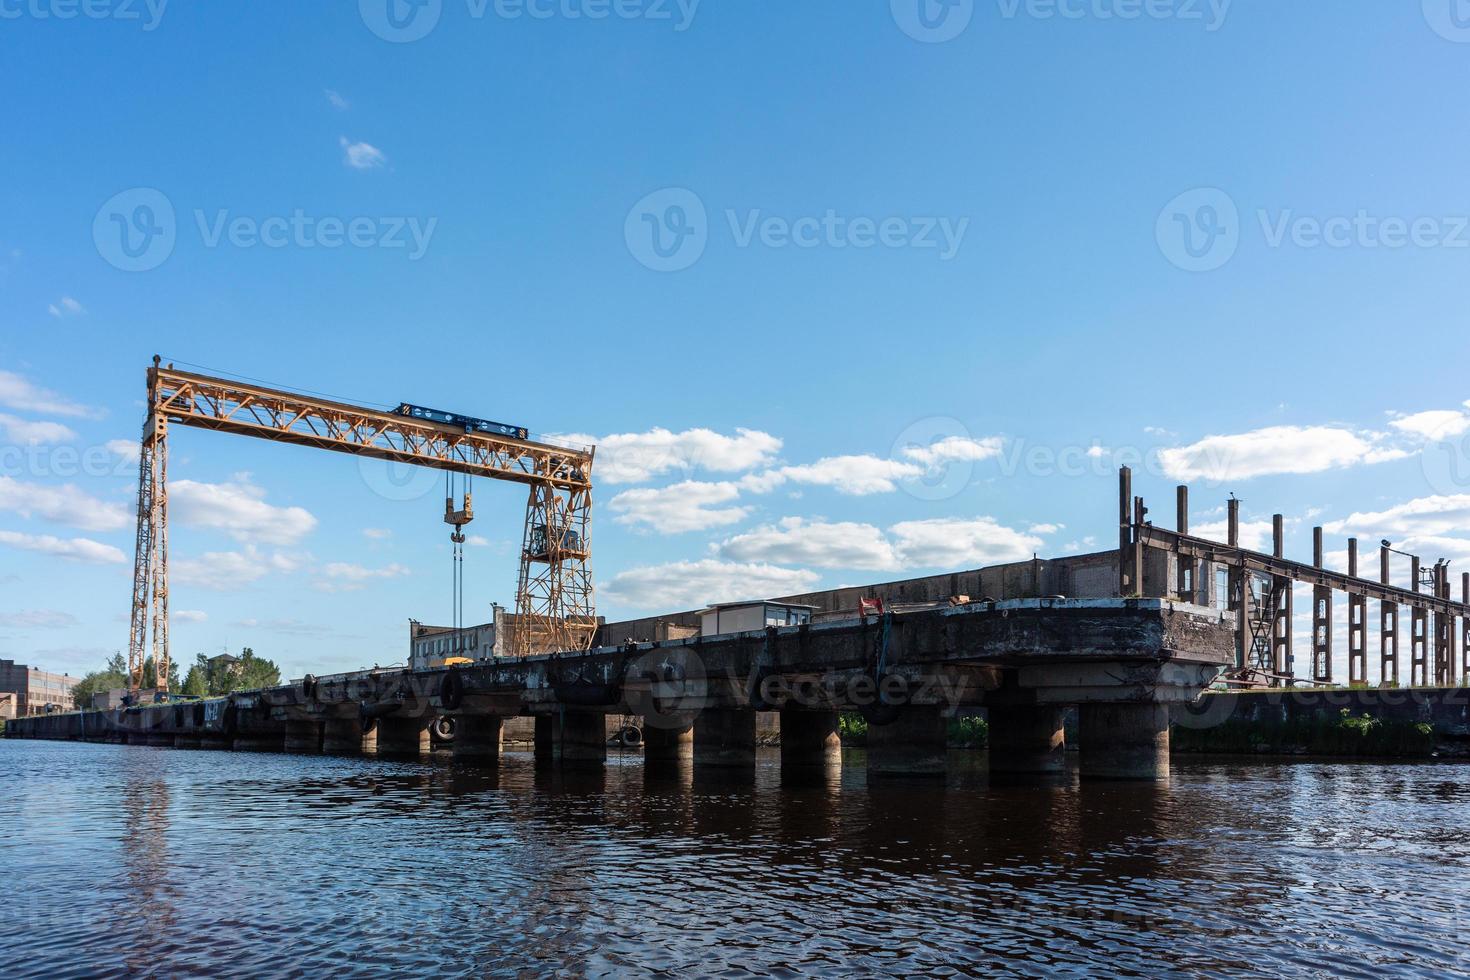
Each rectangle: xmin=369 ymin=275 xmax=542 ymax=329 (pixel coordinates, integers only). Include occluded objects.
xmin=181 ymin=656 xmax=210 ymax=697
xmin=233 ymin=647 xmax=281 ymax=692
xmin=71 ymin=652 xmax=129 ymax=709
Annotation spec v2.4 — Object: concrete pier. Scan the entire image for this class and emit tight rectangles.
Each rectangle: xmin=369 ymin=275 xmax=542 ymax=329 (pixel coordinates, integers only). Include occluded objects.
xmin=1079 ymin=703 xmax=1169 ymax=780
xmin=779 ymin=708 xmax=840 ymax=770
xmin=867 ymin=706 xmax=948 ymax=778
xmin=642 ymin=720 xmax=694 ymax=764
xmin=323 ymin=718 xmax=376 ymax=755
xmin=534 ymin=715 xmax=556 ymax=767
xmin=376 ymin=716 xmax=430 ymax=757
xmin=693 ymin=708 xmax=757 ymax=769
xmin=451 ymin=715 xmax=503 ymax=764
xmin=284 ymin=720 xmax=323 ymax=754
xmin=988 ymin=706 xmax=1067 ymax=775
xmin=556 ymin=711 xmax=607 ymax=769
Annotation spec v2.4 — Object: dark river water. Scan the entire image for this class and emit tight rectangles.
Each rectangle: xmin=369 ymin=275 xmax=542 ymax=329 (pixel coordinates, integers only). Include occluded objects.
xmin=2 ymin=741 xmax=1466 ymax=978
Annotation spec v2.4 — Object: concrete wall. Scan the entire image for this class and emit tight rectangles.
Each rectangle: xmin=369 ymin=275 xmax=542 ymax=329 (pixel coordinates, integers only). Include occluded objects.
xmin=598 ymin=551 xmax=1124 ymax=646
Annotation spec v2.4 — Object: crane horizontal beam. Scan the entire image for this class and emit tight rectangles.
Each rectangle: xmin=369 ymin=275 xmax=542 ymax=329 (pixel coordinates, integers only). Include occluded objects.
xmin=152 ymin=367 xmax=593 ymax=489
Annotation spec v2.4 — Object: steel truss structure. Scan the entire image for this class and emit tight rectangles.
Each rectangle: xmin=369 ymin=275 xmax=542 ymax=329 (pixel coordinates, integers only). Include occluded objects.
xmin=1118 ymin=467 xmax=1470 ymax=688
xmin=127 ymin=358 xmax=596 ymax=696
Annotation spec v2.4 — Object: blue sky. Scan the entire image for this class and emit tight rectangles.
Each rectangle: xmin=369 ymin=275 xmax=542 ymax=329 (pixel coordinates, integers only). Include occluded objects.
xmin=3 ymin=0 xmax=1470 ymax=680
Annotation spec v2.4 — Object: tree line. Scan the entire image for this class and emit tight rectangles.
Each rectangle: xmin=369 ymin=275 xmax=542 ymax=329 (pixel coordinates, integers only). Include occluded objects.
xmin=71 ymin=648 xmax=283 ymax=709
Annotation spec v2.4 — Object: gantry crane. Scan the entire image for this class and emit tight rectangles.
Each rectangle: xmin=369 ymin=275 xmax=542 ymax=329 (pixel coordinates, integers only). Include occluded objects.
xmin=126 ymin=357 xmax=596 ymax=698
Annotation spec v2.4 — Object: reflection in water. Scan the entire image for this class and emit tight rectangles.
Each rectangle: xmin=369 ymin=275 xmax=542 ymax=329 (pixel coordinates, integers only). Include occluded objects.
xmin=1 ymin=741 xmax=1468 ymax=977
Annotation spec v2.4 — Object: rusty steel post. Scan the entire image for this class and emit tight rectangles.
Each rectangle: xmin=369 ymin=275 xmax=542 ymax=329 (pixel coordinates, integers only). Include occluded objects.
xmin=1348 ymin=539 xmax=1367 ymax=686
xmin=1312 ymin=527 xmax=1332 ymax=684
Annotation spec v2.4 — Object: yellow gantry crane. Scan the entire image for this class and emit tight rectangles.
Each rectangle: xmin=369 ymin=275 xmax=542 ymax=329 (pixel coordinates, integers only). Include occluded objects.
xmin=126 ymin=357 xmax=596 ymax=698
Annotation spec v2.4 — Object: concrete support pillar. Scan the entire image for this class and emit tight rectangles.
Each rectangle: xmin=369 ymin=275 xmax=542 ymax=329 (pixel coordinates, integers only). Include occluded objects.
xmin=174 ymin=735 xmax=202 ymax=749
xmin=323 ymin=718 xmax=375 ymax=755
xmin=376 ymin=716 xmax=431 ymax=757
xmin=779 ymin=708 xmax=841 ymax=770
xmin=1079 ymin=703 xmax=1169 ymax=781
xmin=534 ymin=715 xmax=556 ymax=768
xmin=693 ymin=708 xmax=757 ymax=770
xmin=642 ymin=722 xmax=694 ymax=764
xmin=556 ymin=711 xmax=607 ymax=769
xmin=988 ymin=706 xmax=1067 ymax=775
xmin=143 ymin=733 xmax=175 ymax=747
xmin=866 ymin=706 xmax=948 ymax=778
xmin=451 ymin=715 xmax=504 ymax=765
xmin=284 ymin=720 xmax=323 ymax=754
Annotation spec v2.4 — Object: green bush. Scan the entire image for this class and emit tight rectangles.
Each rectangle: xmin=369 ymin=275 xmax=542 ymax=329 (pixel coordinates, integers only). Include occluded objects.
xmin=1173 ymin=707 xmax=1437 ymax=758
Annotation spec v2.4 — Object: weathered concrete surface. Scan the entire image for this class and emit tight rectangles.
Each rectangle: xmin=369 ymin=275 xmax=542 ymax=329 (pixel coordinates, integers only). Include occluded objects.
xmin=867 ymin=706 xmax=948 ymax=778
xmin=780 ymin=708 xmax=840 ymax=769
xmin=988 ymin=706 xmax=1067 ymax=775
xmin=1171 ymin=687 xmax=1470 ymax=757
xmin=1080 ymin=704 xmax=1170 ymax=780
xmin=5 ymin=600 xmax=1232 ymax=782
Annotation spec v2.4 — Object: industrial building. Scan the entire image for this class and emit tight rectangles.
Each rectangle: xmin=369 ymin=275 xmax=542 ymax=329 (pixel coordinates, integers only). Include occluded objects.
xmin=0 ymin=659 xmax=79 ymax=716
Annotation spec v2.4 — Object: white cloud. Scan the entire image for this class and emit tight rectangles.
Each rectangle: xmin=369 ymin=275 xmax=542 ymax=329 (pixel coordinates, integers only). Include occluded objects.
xmin=1389 ymin=408 xmax=1470 ymax=441
xmin=602 ymin=559 xmax=820 ymax=612
xmin=1028 ymin=523 xmax=1062 ymax=535
xmin=889 ymin=517 xmax=1043 ymax=569
xmin=0 ymin=609 xmax=78 ymax=628
xmin=47 ymin=297 xmax=84 ymax=318
xmin=325 ymin=88 xmax=350 ymax=110
xmin=340 ymin=136 xmax=386 ymax=169
xmin=231 ymin=617 xmax=332 ymax=637
xmin=0 ymin=370 xmax=99 ymax=419
xmin=467 ymin=535 xmax=491 ymax=547
xmin=0 ymin=530 xmax=126 ymax=564
xmin=900 ymin=435 xmax=1003 ymax=467
xmin=173 ymin=610 xmax=208 ymax=624
xmin=1158 ymin=425 xmax=1407 ymax=482
xmin=173 ymin=547 xmax=303 ymax=590
xmin=717 ymin=518 xmax=901 ymax=571
xmin=170 ymin=476 xmax=317 ymax=546
xmin=757 ymin=455 xmax=924 ymax=496
xmin=0 ymin=413 xmax=76 ymax=444
xmin=362 ymin=528 xmax=392 ymax=540
xmin=1324 ymin=494 xmax=1470 ymax=542
xmin=555 ymin=427 xmax=782 ymax=484
xmin=1193 ymin=518 xmax=1276 ymax=551
xmin=609 ymin=480 xmax=749 ymax=533
xmin=315 ymin=561 xmax=410 ymax=592
xmin=105 ymin=439 xmax=140 ymax=463
xmin=0 ymin=477 xmax=130 ymax=532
